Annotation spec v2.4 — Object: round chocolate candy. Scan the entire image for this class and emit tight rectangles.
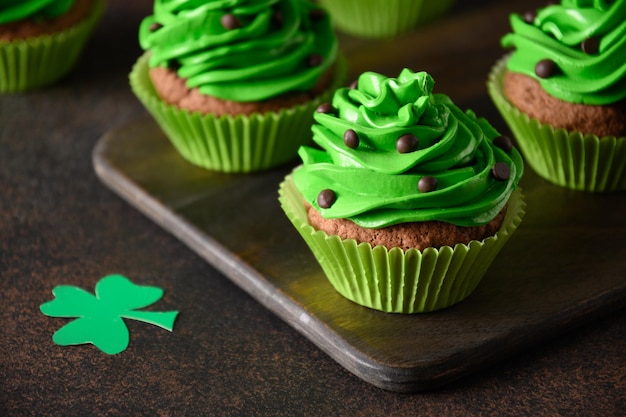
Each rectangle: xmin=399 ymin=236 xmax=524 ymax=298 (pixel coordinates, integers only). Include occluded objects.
xmin=272 ymin=10 xmax=284 ymax=28
xmin=309 ymin=9 xmax=325 ymax=21
xmin=493 ymin=135 xmax=513 ymax=153
xmin=149 ymin=22 xmax=162 ymax=32
xmin=316 ymin=103 xmax=334 ymax=114
xmin=418 ymin=176 xmax=438 ymax=193
xmin=522 ymin=11 xmax=536 ymax=24
xmin=396 ymin=134 xmax=419 ymax=153
xmin=307 ymin=54 xmax=323 ymax=67
xmin=535 ymin=59 xmax=557 ymax=78
xmin=221 ymin=14 xmax=241 ymax=30
xmin=317 ymin=189 xmax=336 ymax=209
xmin=581 ymin=37 xmax=599 ymax=55
xmin=492 ymin=162 xmax=511 ymax=181
xmin=343 ymin=129 xmax=359 ymax=149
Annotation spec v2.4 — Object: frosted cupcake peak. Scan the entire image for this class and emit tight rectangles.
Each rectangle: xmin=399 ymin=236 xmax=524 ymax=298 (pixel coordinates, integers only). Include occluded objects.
xmin=502 ymin=0 xmax=626 ymax=105
xmin=139 ymin=0 xmax=338 ymax=102
xmin=294 ymin=69 xmax=523 ymax=229
xmin=0 ymin=0 xmax=75 ymax=24
xmin=338 ymin=69 xmax=442 ymax=130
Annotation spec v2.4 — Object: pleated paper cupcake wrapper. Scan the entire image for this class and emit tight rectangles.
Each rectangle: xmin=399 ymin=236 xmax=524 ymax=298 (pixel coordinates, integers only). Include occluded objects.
xmin=488 ymin=57 xmax=626 ymax=193
xmin=279 ymin=173 xmax=526 ymax=314
xmin=318 ymin=0 xmax=455 ymax=38
xmin=0 ymin=0 xmax=104 ymax=93
xmin=130 ymin=52 xmax=346 ymax=173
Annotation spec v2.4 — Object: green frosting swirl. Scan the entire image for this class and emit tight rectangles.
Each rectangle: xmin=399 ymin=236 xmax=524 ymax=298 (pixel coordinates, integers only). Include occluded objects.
xmin=293 ymin=69 xmax=523 ymax=229
xmin=502 ymin=0 xmax=626 ymax=105
xmin=0 ymin=0 xmax=74 ymax=24
xmin=138 ymin=0 xmax=338 ymax=102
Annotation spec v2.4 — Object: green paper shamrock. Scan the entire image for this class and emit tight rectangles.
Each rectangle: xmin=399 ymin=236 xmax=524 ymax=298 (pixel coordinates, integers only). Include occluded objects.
xmin=40 ymin=274 xmax=178 ymax=355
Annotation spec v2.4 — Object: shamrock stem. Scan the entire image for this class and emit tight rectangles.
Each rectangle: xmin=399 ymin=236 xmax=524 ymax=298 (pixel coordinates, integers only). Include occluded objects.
xmin=121 ymin=310 xmax=178 ymax=331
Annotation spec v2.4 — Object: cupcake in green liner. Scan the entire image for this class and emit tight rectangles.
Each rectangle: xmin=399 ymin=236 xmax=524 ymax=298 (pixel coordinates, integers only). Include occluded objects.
xmin=279 ymin=69 xmax=525 ymax=314
xmin=318 ymin=0 xmax=456 ymax=38
xmin=132 ymin=0 xmax=345 ymax=173
xmin=0 ymin=0 xmax=104 ymax=93
xmin=488 ymin=1 xmax=626 ymax=192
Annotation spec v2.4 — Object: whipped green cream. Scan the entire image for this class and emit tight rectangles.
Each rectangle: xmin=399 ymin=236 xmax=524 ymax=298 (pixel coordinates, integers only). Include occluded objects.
xmin=0 ymin=0 xmax=74 ymax=24
xmin=293 ymin=69 xmax=523 ymax=228
xmin=502 ymin=0 xmax=626 ymax=105
xmin=139 ymin=0 xmax=338 ymax=102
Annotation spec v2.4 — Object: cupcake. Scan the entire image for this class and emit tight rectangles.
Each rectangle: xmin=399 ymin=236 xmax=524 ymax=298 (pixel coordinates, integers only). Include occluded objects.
xmin=317 ymin=0 xmax=456 ymax=39
xmin=488 ymin=1 xmax=626 ymax=192
xmin=131 ymin=0 xmax=345 ymax=173
xmin=0 ymin=0 xmax=104 ymax=93
xmin=279 ymin=69 xmax=525 ymax=313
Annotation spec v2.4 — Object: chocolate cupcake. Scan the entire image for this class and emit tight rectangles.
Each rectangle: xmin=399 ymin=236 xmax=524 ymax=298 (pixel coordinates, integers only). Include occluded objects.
xmin=318 ymin=0 xmax=456 ymax=39
xmin=280 ymin=69 xmax=525 ymax=313
xmin=488 ymin=0 xmax=626 ymax=192
xmin=0 ymin=0 xmax=104 ymax=93
xmin=130 ymin=0 xmax=346 ymax=173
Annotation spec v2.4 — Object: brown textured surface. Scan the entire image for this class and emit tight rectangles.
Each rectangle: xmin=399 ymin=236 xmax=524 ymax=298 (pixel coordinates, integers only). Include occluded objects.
xmin=503 ymin=70 xmax=626 ymax=137
xmin=0 ymin=0 xmax=94 ymax=41
xmin=1 ymin=0 xmax=625 ymax=415
xmin=94 ymin=118 xmax=626 ymax=393
xmin=149 ymin=63 xmax=336 ymax=116
xmin=307 ymin=205 xmax=506 ymax=251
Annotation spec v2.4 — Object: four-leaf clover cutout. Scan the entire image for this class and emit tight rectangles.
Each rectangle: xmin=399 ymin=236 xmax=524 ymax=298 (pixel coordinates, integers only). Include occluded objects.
xmin=40 ymin=274 xmax=179 ymax=354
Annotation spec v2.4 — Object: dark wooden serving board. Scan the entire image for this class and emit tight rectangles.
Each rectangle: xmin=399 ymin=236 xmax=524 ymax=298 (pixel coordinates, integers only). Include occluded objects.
xmin=92 ymin=118 xmax=626 ymax=393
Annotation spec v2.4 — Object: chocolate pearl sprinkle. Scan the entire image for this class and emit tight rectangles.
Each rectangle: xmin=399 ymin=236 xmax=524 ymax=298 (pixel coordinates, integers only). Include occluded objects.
xmin=309 ymin=9 xmax=325 ymax=21
xmin=535 ymin=59 xmax=557 ymax=78
xmin=581 ymin=37 xmax=599 ymax=55
xmin=522 ymin=11 xmax=536 ymax=24
xmin=343 ymin=129 xmax=359 ymax=149
xmin=221 ymin=14 xmax=241 ymax=30
xmin=149 ymin=22 xmax=162 ymax=32
xmin=396 ymin=134 xmax=419 ymax=153
xmin=418 ymin=176 xmax=438 ymax=193
xmin=316 ymin=102 xmax=334 ymax=114
xmin=317 ymin=189 xmax=336 ymax=209
xmin=492 ymin=162 xmax=511 ymax=181
xmin=493 ymin=135 xmax=513 ymax=153
xmin=272 ymin=10 xmax=284 ymax=28
xmin=307 ymin=53 xmax=324 ymax=67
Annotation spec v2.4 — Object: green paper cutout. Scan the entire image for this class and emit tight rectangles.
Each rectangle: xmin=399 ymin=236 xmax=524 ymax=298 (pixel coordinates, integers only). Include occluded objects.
xmin=40 ymin=274 xmax=179 ymax=355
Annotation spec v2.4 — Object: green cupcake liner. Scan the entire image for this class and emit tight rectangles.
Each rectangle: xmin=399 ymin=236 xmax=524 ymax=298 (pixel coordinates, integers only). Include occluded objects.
xmin=318 ymin=0 xmax=456 ymax=38
xmin=0 ymin=0 xmax=104 ymax=93
xmin=130 ymin=52 xmax=347 ymax=173
xmin=488 ymin=57 xmax=626 ymax=192
xmin=279 ymin=173 xmax=526 ymax=314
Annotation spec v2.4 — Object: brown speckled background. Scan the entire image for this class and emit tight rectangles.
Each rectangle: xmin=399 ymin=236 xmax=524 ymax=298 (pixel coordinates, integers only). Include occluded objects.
xmin=1 ymin=1 xmax=625 ymax=416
